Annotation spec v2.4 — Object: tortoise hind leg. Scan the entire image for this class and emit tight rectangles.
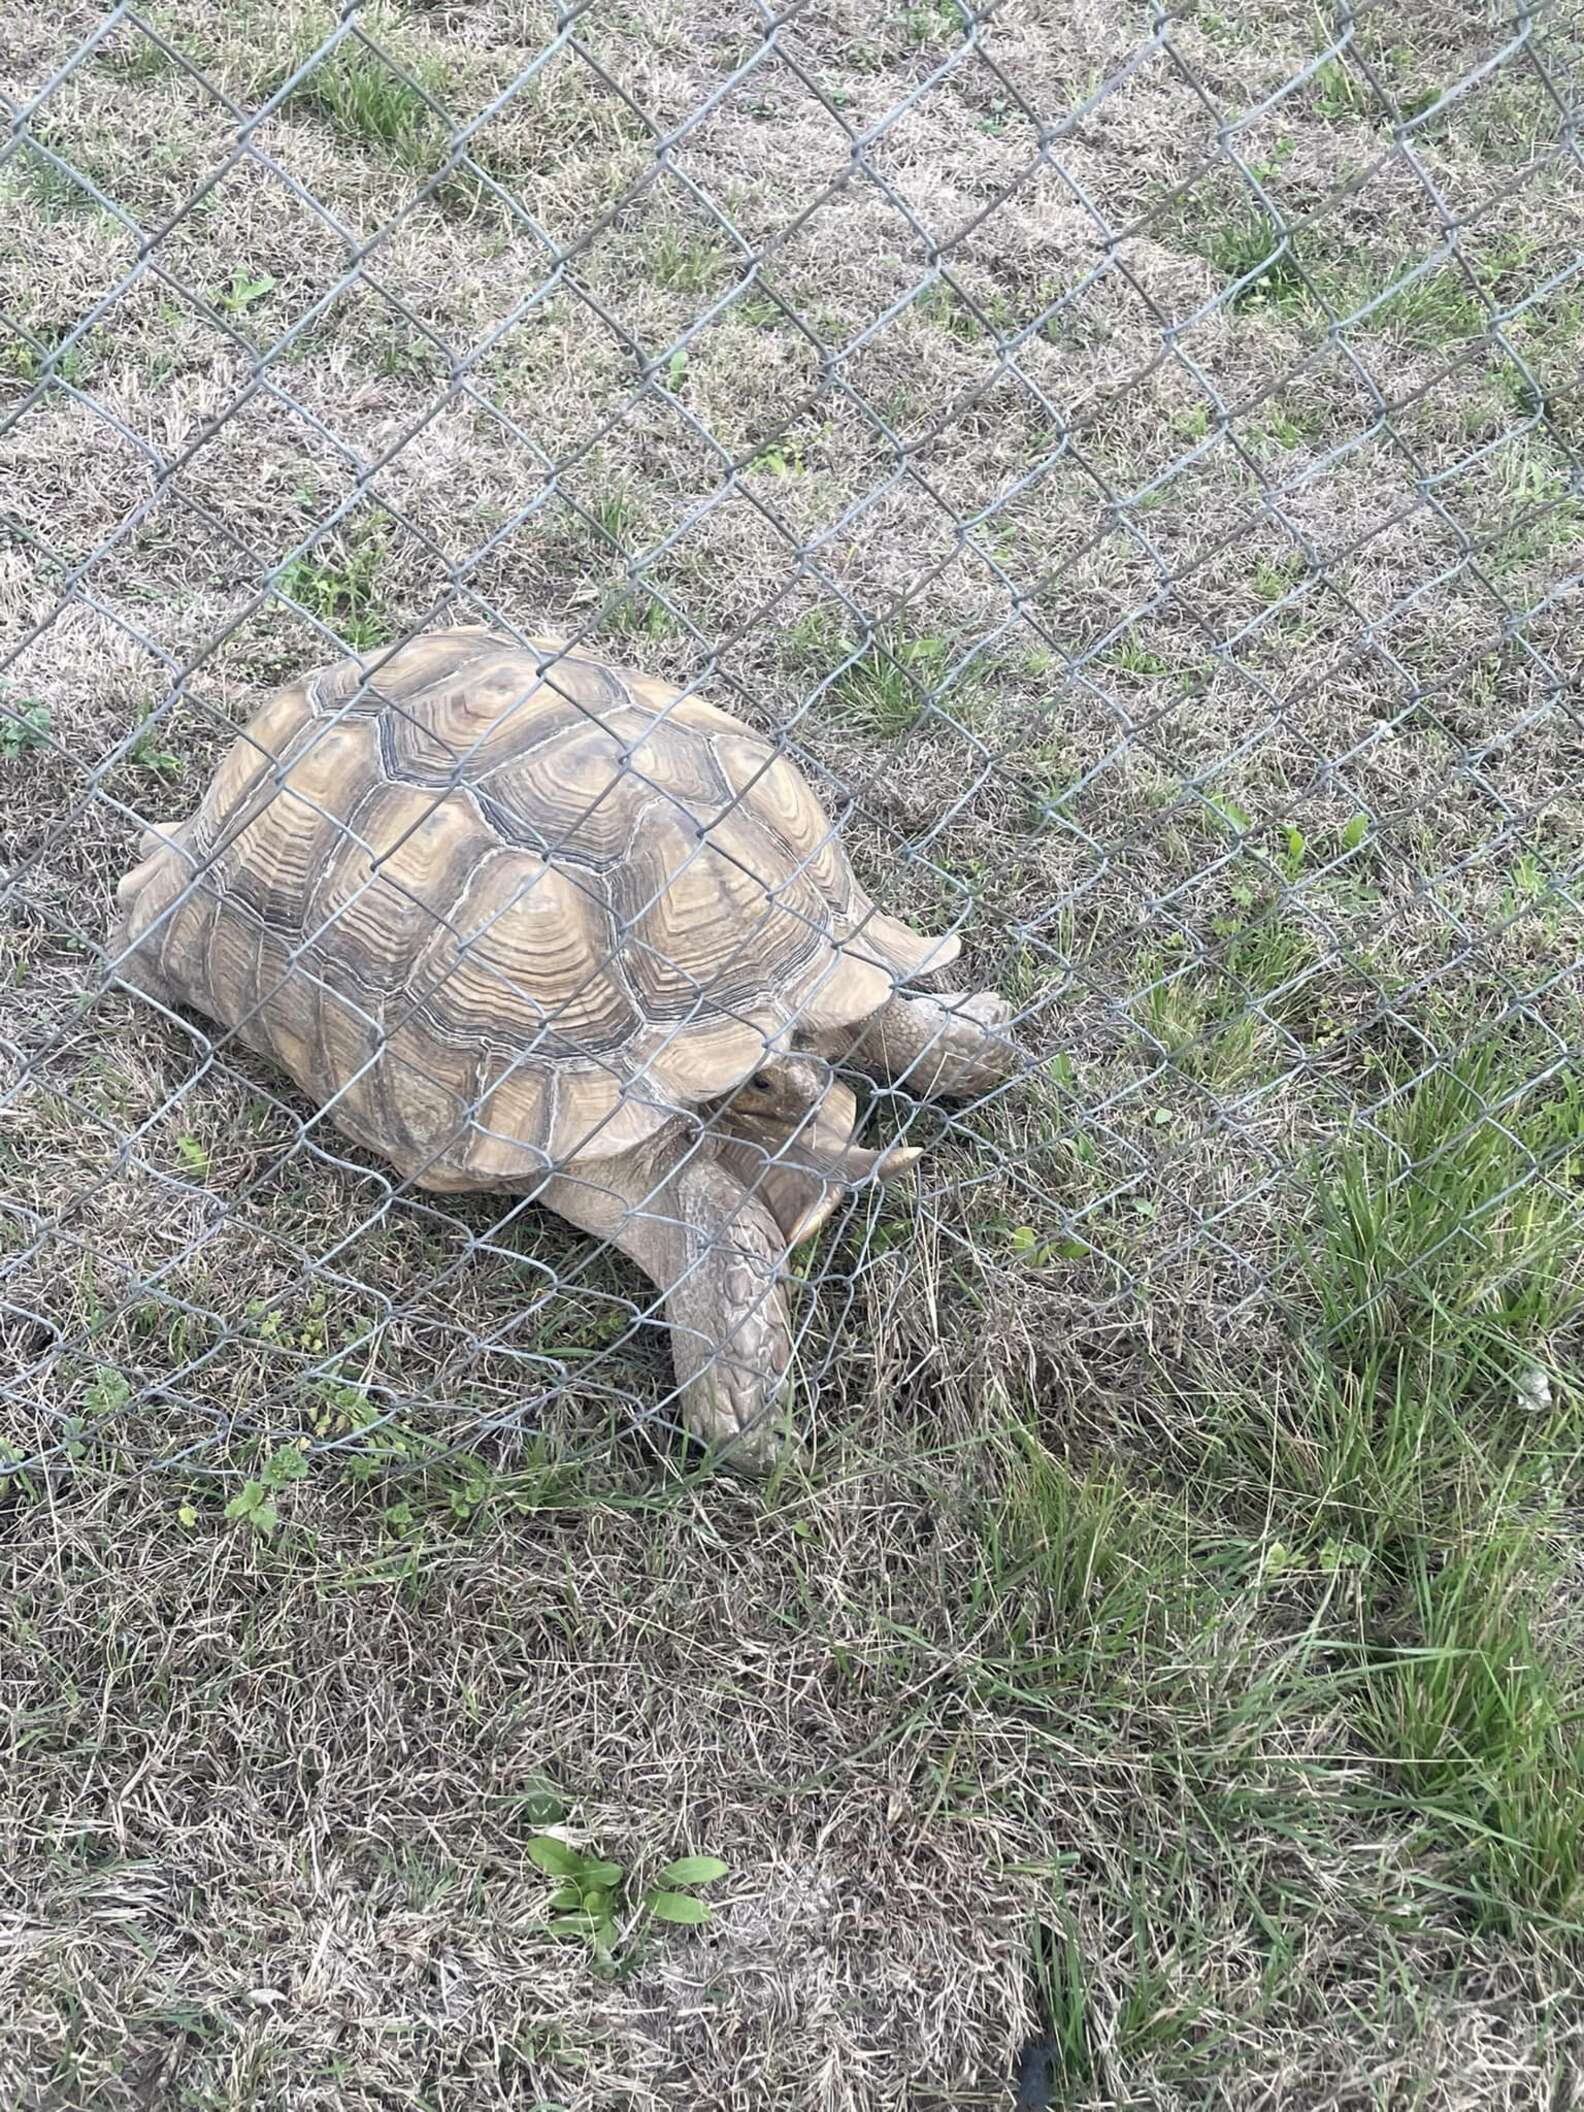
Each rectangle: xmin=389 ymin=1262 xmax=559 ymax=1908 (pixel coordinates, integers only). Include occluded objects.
xmin=542 ymin=1145 xmax=799 ymax=1475
xmin=808 ymin=989 xmax=1016 ymax=1099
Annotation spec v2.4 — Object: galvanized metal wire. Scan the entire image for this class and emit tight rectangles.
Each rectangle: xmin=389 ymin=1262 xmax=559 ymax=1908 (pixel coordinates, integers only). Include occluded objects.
xmin=3 ymin=0 xmax=1581 ymax=1480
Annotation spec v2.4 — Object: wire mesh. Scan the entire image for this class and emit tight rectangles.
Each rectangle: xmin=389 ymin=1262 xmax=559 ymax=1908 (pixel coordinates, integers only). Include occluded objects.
xmin=3 ymin=0 xmax=1581 ymax=1485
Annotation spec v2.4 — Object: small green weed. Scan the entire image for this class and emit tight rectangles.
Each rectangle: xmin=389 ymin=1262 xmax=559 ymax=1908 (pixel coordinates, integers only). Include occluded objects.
xmin=224 ymin=1444 xmax=310 ymax=1537
xmin=371 ymin=331 xmax=443 ymax=384
xmin=1501 ymin=849 xmax=1571 ymax=939
xmin=0 ymin=699 xmax=53 ymax=760
xmin=1257 ymin=401 xmax=1319 ymax=448
xmin=275 ymin=527 xmax=392 ymax=649
xmin=1105 ymin=635 xmax=1174 ymax=679
xmin=782 ymin=606 xmax=844 ymax=665
xmin=83 ymin=1366 xmax=132 ymax=1419
xmin=1313 ymin=59 xmax=1376 ymax=123
xmin=129 ymin=723 xmax=185 ymax=779
xmin=901 ymin=1 xmax=966 ymax=47
xmin=214 ymin=270 xmax=276 ymax=320
xmin=2 ymin=328 xmax=91 ymax=386
xmin=528 ymin=1833 xmax=728 ymax=1968
xmin=174 ymin=1134 xmax=211 ymax=1177
xmin=305 ymin=1377 xmax=584 ymax=1525
xmin=1252 ymin=553 xmax=1304 ymax=604
xmin=1196 ymin=790 xmax=1254 ymax=838
xmin=1006 ymin=1222 xmax=1088 ymax=1269
xmin=749 ymin=430 xmax=815 ymax=476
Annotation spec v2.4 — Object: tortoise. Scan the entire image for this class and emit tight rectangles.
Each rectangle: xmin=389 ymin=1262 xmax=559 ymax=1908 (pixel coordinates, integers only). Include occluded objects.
xmin=109 ymin=627 xmax=1016 ymax=1469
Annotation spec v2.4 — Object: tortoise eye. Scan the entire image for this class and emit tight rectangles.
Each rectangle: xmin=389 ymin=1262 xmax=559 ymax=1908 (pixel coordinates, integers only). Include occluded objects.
xmin=749 ymin=1070 xmax=773 ymax=1092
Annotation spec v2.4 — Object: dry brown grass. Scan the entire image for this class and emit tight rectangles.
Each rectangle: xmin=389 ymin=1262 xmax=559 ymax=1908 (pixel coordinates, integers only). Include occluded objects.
xmin=4 ymin=0 xmax=1584 ymax=2105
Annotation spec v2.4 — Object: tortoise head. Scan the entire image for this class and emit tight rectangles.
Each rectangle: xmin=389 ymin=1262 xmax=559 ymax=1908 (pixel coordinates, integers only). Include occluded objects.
xmin=710 ymin=1056 xmax=920 ymax=1247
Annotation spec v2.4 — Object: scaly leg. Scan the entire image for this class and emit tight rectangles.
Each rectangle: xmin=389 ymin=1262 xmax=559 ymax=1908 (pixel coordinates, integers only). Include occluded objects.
xmin=807 ymin=989 xmax=1016 ymax=1099
xmin=543 ymin=1142 xmax=798 ymax=1474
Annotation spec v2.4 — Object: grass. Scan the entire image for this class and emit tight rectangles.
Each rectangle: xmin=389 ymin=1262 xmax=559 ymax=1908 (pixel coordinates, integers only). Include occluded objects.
xmin=1132 ymin=914 xmax=1317 ymax=1090
xmin=283 ymin=36 xmax=449 ymax=168
xmin=272 ymin=522 xmax=394 ymax=649
xmin=93 ymin=28 xmax=176 ymax=83
xmin=915 ymin=277 xmax=1012 ymax=344
xmin=1312 ymin=57 xmax=1378 ymax=125
xmin=1191 ymin=200 xmax=1521 ymax=350
xmin=1198 ymin=1043 xmax=1584 ymax=1563
xmin=952 ymin=1044 xmax=1584 ymax=1975
xmin=127 ymin=720 xmax=185 ymax=779
xmin=5 ymin=136 xmax=101 ymax=219
xmin=5 ymin=0 xmax=1584 ymax=2103
xmin=1198 ymin=215 xmax=1312 ymax=313
xmin=1358 ymin=266 xmax=1490 ymax=346
xmin=646 ymin=227 xmax=727 ymax=296
xmin=900 ymin=1 xmax=968 ymax=47
xmin=1360 ymin=1507 xmax=1584 ymax=1926
xmin=802 ymin=626 xmax=977 ymax=737
xmin=1 ymin=323 xmax=94 ymax=387
xmin=278 ymin=28 xmax=517 ymax=225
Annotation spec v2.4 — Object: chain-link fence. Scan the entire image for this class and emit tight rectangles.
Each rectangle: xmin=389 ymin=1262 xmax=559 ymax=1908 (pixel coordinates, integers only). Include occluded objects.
xmin=3 ymin=0 xmax=1581 ymax=1485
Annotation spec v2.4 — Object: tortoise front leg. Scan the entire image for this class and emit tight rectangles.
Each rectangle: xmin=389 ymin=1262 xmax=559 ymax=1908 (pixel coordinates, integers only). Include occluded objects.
xmin=543 ymin=1147 xmax=798 ymax=1474
xmin=809 ymin=989 xmax=1017 ymax=1099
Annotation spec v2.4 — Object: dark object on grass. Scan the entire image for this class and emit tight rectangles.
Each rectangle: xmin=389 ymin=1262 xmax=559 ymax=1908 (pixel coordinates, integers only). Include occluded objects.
xmin=1014 ymin=2034 xmax=1061 ymax=2109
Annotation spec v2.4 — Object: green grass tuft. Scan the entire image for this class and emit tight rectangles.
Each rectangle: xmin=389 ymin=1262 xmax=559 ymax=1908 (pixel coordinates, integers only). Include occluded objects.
xmin=6 ymin=136 xmax=101 ymax=219
xmin=1132 ymin=907 xmax=1318 ymax=1090
xmin=274 ymin=523 xmax=394 ymax=649
xmin=1358 ymin=1503 xmax=1584 ymax=1927
xmin=901 ymin=1 xmax=967 ymax=48
xmin=814 ymin=629 xmax=969 ymax=738
xmin=1313 ymin=1046 xmax=1583 ymax=1382
xmin=646 ymin=227 xmax=727 ymax=296
xmin=1201 ymin=218 xmax=1310 ymax=314
xmin=284 ymin=37 xmax=449 ymax=167
xmin=1353 ymin=265 xmax=1488 ymax=346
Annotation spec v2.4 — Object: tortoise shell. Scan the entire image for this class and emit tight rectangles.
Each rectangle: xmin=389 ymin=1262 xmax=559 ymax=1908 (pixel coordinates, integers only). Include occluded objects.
xmin=113 ymin=628 xmax=960 ymax=1190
